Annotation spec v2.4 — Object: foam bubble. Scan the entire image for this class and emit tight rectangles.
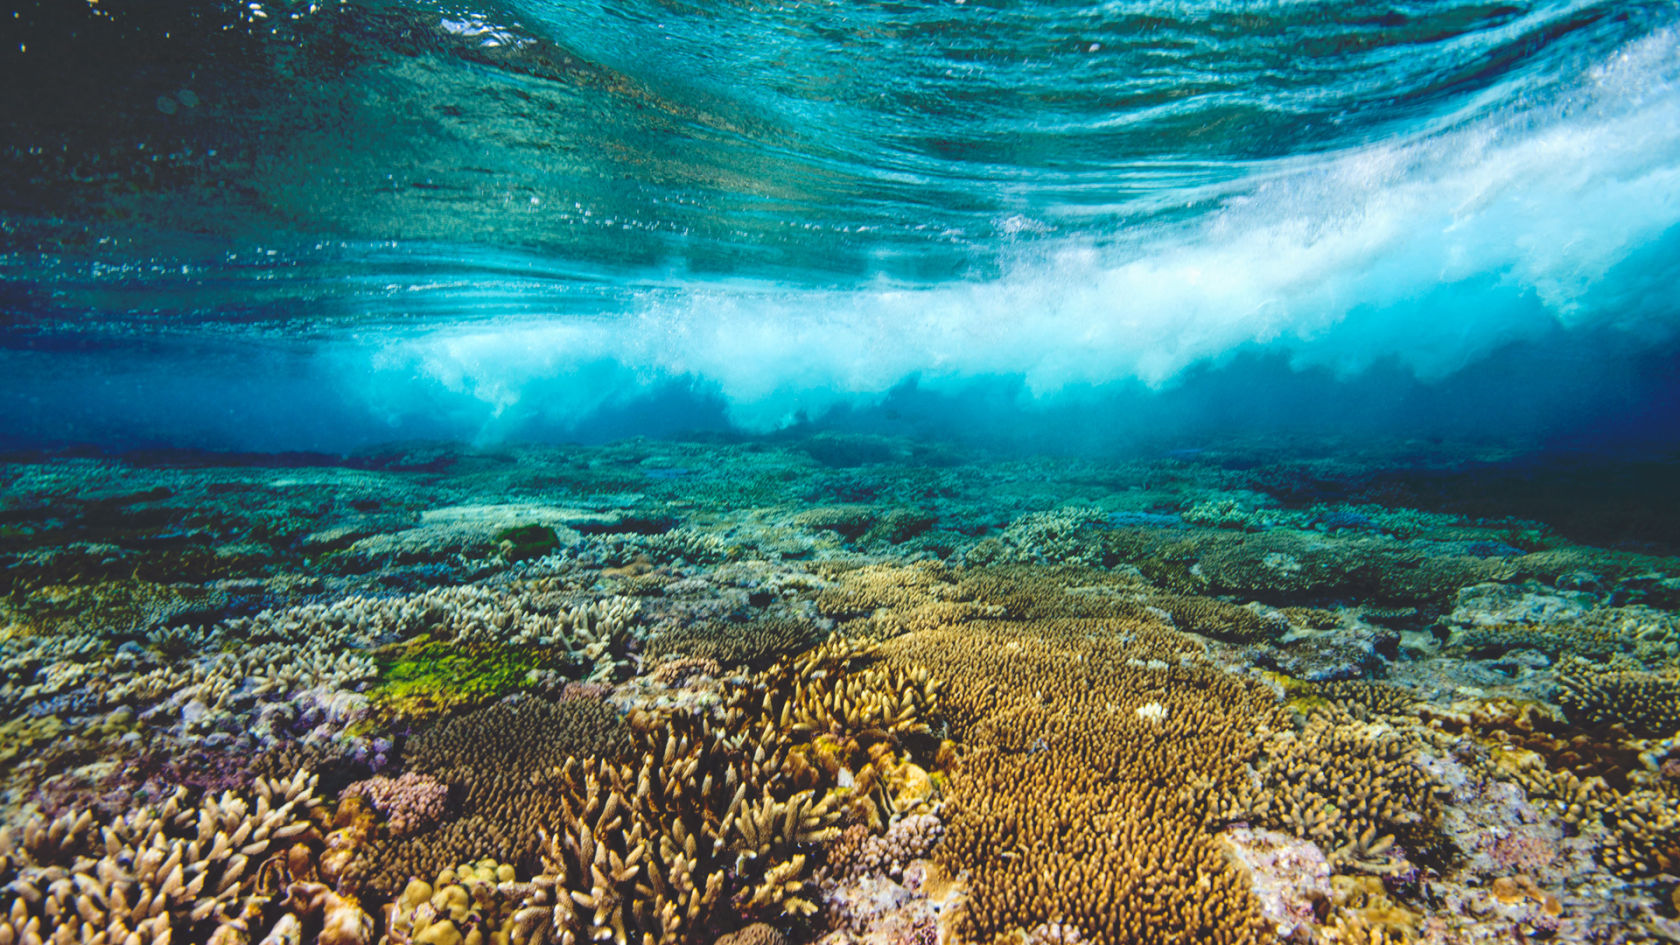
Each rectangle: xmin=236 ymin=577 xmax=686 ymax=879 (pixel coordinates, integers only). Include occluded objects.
xmin=359 ymin=27 xmax=1680 ymax=440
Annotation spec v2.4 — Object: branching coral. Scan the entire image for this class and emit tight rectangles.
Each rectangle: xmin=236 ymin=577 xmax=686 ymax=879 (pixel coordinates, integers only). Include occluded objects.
xmin=0 ymin=770 xmax=327 ymax=945
xmin=645 ymin=616 xmax=823 ymax=670
xmin=354 ymin=695 xmax=630 ymax=892
xmin=1219 ymin=706 xmax=1443 ymax=874
xmin=1315 ymin=680 xmax=1420 ymax=720
xmin=506 ymin=637 xmax=940 ymax=945
xmin=875 ymin=599 xmax=1279 ymax=943
xmin=1557 ymin=659 xmax=1680 ymax=737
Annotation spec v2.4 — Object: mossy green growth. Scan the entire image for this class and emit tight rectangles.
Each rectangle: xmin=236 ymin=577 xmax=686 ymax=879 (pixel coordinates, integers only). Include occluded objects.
xmin=1285 ymin=693 xmax=1333 ymax=715
xmin=495 ymin=524 xmax=560 ymax=561
xmin=371 ymin=640 xmax=564 ymax=718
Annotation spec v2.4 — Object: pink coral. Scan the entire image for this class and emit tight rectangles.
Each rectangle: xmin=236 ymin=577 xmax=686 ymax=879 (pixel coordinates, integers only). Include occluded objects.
xmin=341 ymin=772 xmax=450 ymax=837
xmin=825 ymin=813 xmax=944 ymax=883
xmin=557 ymin=681 xmax=612 ymax=703
xmin=1482 ymin=830 xmax=1558 ymax=873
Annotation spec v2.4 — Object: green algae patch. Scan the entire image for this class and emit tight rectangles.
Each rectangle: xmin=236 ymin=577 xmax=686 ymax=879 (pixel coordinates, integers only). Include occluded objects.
xmin=1260 ymin=669 xmax=1329 ymax=714
xmin=371 ymin=641 xmax=559 ymax=718
xmin=494 ymin=524 xmax=560 ymax=561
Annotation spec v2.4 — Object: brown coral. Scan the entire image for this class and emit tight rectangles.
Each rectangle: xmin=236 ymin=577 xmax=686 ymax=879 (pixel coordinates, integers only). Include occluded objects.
xmin=354 ymin=695 xmax=631 ymax=893
xmin=1222 ymin=705 xmax=1442 ymax=874
xmin=645 ymin=616 xmax=823 ymax=669
xmin=876 ymin=604 xmax=1279 ymax=944
xmin=1557 ymin=659 xmax=1680 ymax=737
xmin=0 ymin=769 xmax=325 ymax=945
xmin=508 ymin=637 xmax=939 ymax=945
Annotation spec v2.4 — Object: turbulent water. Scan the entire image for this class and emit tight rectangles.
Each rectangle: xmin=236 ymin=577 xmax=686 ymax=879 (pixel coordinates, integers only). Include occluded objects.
xmin=2 ymin=0 xmax=1679 ymax=449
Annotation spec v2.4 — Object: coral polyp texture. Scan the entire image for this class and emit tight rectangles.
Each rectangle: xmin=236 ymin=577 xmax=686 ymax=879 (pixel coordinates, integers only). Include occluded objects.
xmin=2 ymin=436 xmax=1679 ymax=943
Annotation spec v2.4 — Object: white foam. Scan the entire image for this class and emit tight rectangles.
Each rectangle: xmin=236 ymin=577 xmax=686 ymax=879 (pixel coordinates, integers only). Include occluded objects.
xmin=357 ymin=27 xmax=1680 ymax=439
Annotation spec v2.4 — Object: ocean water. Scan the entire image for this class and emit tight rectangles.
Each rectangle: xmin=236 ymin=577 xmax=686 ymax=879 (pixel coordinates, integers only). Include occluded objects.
xmin=4 ymin=3 xmax=1680 ymax=945
xmin=4 ymin=0 xmax=1680 ymax=450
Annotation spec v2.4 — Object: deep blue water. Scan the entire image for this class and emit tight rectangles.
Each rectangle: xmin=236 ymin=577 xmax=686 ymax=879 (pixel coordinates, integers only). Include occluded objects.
xmin=2 ymin=0 xmax=1679 ymax=451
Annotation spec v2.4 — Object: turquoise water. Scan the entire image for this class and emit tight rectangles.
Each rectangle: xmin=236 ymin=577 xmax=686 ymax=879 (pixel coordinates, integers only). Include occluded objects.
xmin=2 ymin=0 xmax=1679 ymax=449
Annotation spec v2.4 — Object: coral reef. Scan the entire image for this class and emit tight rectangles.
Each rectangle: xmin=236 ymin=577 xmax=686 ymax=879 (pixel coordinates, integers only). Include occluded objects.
xmin=3 ymin=436 xmax=1679 ymax=945
xmin=1556 ymin=659 xmax=1680 ymax=737
xmin=644 ymin=616 xmax=824 ymax=670
xmin=1219 ymin=704 xmax=1443 ymax=874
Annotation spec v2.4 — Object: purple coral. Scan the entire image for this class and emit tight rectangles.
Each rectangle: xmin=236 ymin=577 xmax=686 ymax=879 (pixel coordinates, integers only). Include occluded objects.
xmin=342 ymin=772 xmax=451 ymax=837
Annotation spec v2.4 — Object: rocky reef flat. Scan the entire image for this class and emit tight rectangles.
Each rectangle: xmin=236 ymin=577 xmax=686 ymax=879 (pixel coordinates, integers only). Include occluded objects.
xmin=1 ymin=434 xmax=1677 ymax=945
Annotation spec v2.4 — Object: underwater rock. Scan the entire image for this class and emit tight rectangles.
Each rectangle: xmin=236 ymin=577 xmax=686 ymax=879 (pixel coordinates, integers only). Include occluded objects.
xmin=1260 ymin=621 xmax=1398 ymax=682
xmin=816 ymin=859 xmax=958 ymax=945
xmin=1220 ymin=827 xmax=1332 ymax=941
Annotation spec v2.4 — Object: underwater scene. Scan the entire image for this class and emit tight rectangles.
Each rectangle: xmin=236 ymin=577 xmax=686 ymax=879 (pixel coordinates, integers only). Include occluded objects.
xmin=4 ymin=0 xmax=1680 ymax=943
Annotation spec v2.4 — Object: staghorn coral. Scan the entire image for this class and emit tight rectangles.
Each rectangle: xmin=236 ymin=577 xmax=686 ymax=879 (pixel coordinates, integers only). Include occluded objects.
xmin=1590 ymin=784 xmax=1680 ymax=878
xmin=1315 ymin=680 xmax=1419 ymax=721
xmin=1320 ymin=875 xmax=1420 ymax=944
xmin=1445 ymin=581 xmax=1680 ymax=661
xmin=794 ymin=506 xmax=936 ymax=546
xmin=1181 ymin=496 xmax=1277 ymax=532
xmin=0 ymin=582 xmax=629 ymax=804
xmin=9 ymin=441 xmax=1680 ymax=944
xmin=813 ymin=561 xmax=991 ymax=637
xmin=1149 ymin=592 xmax=1284 ymax=643
xmin=1434 ymin=693 xmax=1680 ymax=880
xmin=259 ymin=880 xmax=375 ymax=945
xmin=0 ymin=769 xmax=327 ymax=945
xmin=874 ymin=592 xmax=1281 ymax=944
xmin=1557 ymin=659 xmax=1680 ymax=737
xmin=1220 ymin=705 xmax=1443 ymax=874
xmin=358 ymin=589 xmax=644 ymax=718
xmin=941 ymin=747 xmax=1267 ymax=945
xmin=958 ymin=505 xmax=1116 ymax=569
xmin=506 ymin=636 xmax=941 ymax=945
xmin=1507 ymin=753 xmax=1679 ymax=878
xmin=603 ymin=528 xmax=735 ymax=566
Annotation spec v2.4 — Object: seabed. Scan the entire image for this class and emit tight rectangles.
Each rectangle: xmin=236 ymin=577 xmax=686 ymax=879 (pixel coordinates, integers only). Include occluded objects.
xmin=0 ymin=433 xmax=1677 ymax=945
